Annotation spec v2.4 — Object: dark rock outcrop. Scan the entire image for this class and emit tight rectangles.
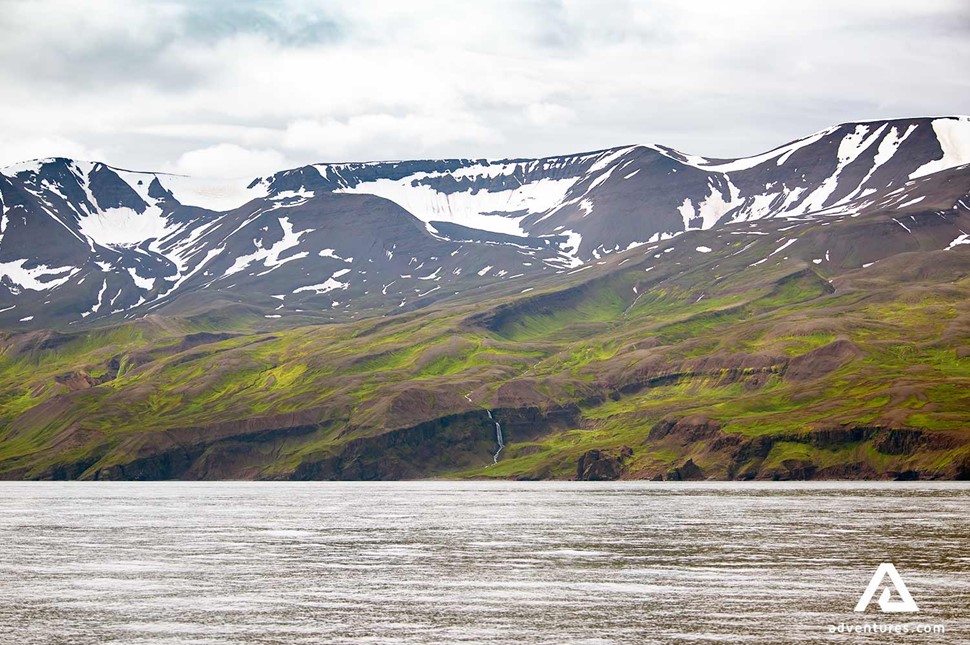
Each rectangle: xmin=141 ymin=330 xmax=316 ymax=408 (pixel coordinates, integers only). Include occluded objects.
xmin=875 ymin=428 xmax=925 ymax=455
xmin=667 ymin=458 xmax=704 ymax=481
xmin=647 ymin=415 xmax=721 ymax=442
xmin=892 ymin=470 xmax=921 ymax=481
xmin=576 ymin=446 xmax=633 ymax=481
xmin=644 ymin=414 xmax=963 ymax=481
xmin=955 ymin=457 xmax=970 ymax=481
xmin=770 ymin=459 xmax=817 ymax=481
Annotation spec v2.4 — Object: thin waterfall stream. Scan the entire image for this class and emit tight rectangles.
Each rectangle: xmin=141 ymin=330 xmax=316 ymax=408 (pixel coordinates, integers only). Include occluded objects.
xmin=486 ymin=410 xmax=504 ymax=463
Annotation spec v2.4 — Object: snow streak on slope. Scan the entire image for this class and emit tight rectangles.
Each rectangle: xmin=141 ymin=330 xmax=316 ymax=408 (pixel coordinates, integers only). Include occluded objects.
xmin=852 ymin=124 xmax=919 ymax=190
xmin=671 ymin=126 xmax=838 ymax=172
xmin=790 ymin=124 xmax=886 ymax=215
xmin=704 ymin=118 xmax=970 ymax=224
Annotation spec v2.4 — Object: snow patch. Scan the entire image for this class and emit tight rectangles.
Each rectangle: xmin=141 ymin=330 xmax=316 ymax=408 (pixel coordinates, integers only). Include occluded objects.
xmin=416 ymin=267 xmax=442 ymax=281
xmin=0 ymin=260 xmax=79 ymax=292
xmin=158 ymin=175 xmax=269 ymax=211
xmin=292 ymin=267 xmax=351 ymax=294
xmin=77 ymin=206 xmax=175 ymax=248
xmin=126 ymin=267 xmax=155 ymax=291
xmin=224 ymin=217 xmax=312 ymax=276
xmin=271 ymin=188 xmax=314 ymax=202
xmin=769 ymin=238 xmax=797 ymax=256
xmin=335 ymin=170 xmax=574 ymax=237
xmin=691 ymin=178 xmax=743 ymax=229
xmin=82 ymin=279 xmax=108 ymax=317
xmin=910 ymin=118 xmax=970 ymax=179
xmin=946 ymin=234 xmax=970 ymax=250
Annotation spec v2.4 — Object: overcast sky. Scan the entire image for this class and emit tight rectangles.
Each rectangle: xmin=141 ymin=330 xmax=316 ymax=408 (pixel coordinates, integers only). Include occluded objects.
xmin=0 ymin=0 xmax=967 ymax=177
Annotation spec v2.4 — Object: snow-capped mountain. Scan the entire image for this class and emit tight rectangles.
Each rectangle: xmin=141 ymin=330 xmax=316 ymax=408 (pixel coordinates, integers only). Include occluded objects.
xmin=256 ymin=116 xmax=970 ymax=255
xmin=1 ymin=116 xmax=968 ymax=329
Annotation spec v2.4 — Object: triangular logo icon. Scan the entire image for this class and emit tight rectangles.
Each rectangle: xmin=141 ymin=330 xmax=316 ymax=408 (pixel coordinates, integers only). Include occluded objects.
xmin=854 ymin=563 xmax=920 ymax=613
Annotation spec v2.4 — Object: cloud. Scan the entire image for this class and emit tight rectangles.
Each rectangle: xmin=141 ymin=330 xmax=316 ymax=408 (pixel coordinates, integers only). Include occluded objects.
xmin=167 ymin=144 xmax=289 ymax=178
xmin=525 ymin=103 xmax=577 ymax=127
xmin=0 ymin=0 xmax=966 ymax=173
xmin=282 ymin=113 xmax=501 ymax=160
xmin=0 ymin=135 xmax=105 ymax=168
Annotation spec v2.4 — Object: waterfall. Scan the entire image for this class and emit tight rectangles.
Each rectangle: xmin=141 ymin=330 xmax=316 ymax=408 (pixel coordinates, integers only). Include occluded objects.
xmin=487 ymin=410 xmax=505 ymax=463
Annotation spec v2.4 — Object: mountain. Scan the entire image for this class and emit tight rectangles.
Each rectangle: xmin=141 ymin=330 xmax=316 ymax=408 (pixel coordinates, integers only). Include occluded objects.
xmin=0 ymin=160 xmax=571 ymax=330
xmin=0 ymin=116 xmax=968 ymax=481
xmin=1 ymin=116 xmax=968 ymax=330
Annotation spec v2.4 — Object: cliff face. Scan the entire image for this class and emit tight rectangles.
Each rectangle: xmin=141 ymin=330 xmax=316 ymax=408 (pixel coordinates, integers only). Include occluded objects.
xmin=12 ymin=410 xmax=966 ymax=482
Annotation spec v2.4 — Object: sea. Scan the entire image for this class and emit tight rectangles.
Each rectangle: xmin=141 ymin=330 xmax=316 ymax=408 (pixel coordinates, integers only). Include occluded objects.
xmin=0 ymin=481 xmax=967 ymax=644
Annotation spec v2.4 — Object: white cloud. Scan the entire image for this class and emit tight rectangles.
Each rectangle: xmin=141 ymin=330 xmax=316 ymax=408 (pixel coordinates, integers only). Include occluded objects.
xmin=525 ymin=103 xmax=577 ymax=127
xmin=0 ymin=135 xmax=105 ymax=168
xmin=282 ymin=113 xmax=500 ymax=159
xmin=167 ymin=144 xmax=289 ymax=178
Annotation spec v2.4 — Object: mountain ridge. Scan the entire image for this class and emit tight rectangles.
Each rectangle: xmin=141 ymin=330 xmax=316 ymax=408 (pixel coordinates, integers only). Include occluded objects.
xmin=1 ymin=115 xmax=968 ymax=331
xmin=10 ymin=113 xmax=964 ymax=175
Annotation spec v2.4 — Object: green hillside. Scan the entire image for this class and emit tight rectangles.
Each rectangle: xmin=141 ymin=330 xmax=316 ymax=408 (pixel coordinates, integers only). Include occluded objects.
xmin=1 ymin=212 xmax=969 ymax=481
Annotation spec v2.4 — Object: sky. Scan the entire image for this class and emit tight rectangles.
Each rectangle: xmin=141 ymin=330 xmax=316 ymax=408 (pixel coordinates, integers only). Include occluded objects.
xmin=0 ymin=0 xmax=968 ymax=178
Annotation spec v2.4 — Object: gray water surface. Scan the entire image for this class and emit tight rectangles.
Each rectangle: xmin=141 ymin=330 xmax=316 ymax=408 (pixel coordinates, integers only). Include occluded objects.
xmin=0 ymin=482 xmax=967 ymax=644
